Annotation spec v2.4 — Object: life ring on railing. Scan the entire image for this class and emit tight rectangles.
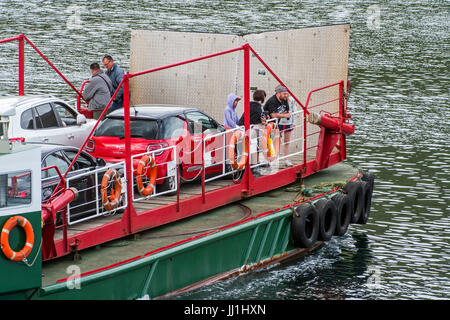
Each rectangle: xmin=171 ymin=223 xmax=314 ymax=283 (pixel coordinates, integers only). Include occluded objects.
xmin=343 ymin=180 xmax=364 ymax=224
xmin=291 ymin=204 xmax=319 ymax=248
xmin=261 ymin=122 xmax=281 ymax=162
xmin=314 ymin=199 xmax=337 ymax=242
xmin=100 ymin=168 xmax=122 ymax=211
xmin=136 ymin=154 xmax=157 ymax=196
xmin=228 ymin=130 xmax=249 ymax=170
xmin=1 ymin=216 xmax=34 ymax=261
xmin=331 ymin=193 xmax=352 ymax=236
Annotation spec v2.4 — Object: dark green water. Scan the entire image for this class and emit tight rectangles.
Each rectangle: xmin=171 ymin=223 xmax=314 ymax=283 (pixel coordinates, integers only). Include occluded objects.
xmin=1 ymin=0 xmax=448 ymax=299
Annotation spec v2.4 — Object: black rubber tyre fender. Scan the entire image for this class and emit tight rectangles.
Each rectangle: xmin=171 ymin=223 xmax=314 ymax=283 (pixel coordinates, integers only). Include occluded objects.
xmin=358 ymin=172 xmax=375 ymax=224
xmin=331 ymin=193 xmax=352 ymax=236
xmin=343 ymin=181 xmax=364 ymax=223
xmin=314 ymin=199 xmax=337 ymax=242
xmin=291 ymin=204 xmax=319 ymax=248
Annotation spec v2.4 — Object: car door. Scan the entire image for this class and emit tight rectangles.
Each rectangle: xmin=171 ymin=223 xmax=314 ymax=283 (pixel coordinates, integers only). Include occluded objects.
xmin=62 ymin=149 xmax=98 ymax=219
xmin=32 ymin=103 xmax=68 ymax=145
xmin=184 ymin=111 xmax=224 ymax=177
xmin=52 ymin=102 xmax=92 ymax=148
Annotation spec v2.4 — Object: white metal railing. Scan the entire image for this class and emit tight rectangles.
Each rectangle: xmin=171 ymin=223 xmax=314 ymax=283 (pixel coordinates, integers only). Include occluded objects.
xmin=131 ymin=146 xmax=178 ymax=202
xmin=65 ymin=161 xmax=127 ymax=225
xmin=249 ymin=109 xmax=304 ymax=170
xmin=203 ymin=125 xmax=245 ymax=183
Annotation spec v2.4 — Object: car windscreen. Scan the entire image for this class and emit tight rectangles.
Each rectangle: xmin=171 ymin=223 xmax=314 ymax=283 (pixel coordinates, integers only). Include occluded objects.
xmin=94 ymin=118 xmax=159 ymax=140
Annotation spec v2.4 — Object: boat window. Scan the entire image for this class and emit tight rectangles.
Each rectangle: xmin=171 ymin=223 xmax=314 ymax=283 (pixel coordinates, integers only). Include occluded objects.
xmin=94 ymin=118 xmax=159 ymax=140
xmin=161 ymin=116 xmax=185 ymax=139
xmin=0 ymin=170 xmax=32 ymax=208
xmin=42 ymin=151 xmax=70 ymax=178
xmin=52 ymin=102 xmax=77 ymax=126
xmin=35 ymin=103 xmax=59 ymax=129
xmin=20 ymin=108 xmax=35 ymax=129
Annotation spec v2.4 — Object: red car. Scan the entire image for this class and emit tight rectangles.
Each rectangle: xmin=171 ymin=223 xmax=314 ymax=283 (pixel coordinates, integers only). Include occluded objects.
xmin=85 ymin=105 xmax=230 ymax=191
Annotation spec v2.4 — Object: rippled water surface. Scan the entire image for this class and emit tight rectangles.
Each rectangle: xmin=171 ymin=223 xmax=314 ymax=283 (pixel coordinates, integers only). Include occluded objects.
xmin=1 ymin=0 xmax=448 ymax=299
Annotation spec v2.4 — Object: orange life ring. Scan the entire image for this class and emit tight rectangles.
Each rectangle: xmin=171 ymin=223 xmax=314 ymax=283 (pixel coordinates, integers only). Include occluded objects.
xmin=136 ymin=154 xmax=157 ymax=196
xmin=100 ymin=168 xmax=122 ymax=211
xmin=1 ymin=216 xmax=34 ymax=262
xmin=261 ymin=122 xmax=280 ymax=162
xmin=228 ymin=130 xmax=249 ymax=170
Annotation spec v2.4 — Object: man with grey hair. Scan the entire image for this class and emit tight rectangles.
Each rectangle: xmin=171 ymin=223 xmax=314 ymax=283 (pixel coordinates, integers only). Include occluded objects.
xmin=103 ymin=55 xmax=125 ymax=113
xmin=83 ymin=62 xmax=113 ymax=119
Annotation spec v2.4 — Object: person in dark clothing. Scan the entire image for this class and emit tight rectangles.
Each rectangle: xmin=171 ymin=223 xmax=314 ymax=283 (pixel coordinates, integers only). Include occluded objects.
xmin=237 ymin=90 xmax=267 ymax=175
xmin=237 ymin=89 xmax=267 ymax=126
xmin=102 ymin=55 xmax=125 ymax=113
xmin=264 ymin=85 xmax=295 ymax=166
xmin=263 ymin=85 xmax=292 ymax=121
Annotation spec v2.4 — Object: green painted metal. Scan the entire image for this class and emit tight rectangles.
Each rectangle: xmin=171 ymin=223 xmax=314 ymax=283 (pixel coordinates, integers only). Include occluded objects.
xmin=35 ymin=207 xmax=297 ymax=300
xmin=0 ymin=161 xmax=359 ymax=300
xmin=0 ymin=211 xmax=42 ymax=296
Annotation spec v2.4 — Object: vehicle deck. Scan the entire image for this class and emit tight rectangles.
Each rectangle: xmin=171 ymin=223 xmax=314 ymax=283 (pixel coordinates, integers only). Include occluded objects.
xmin=54 ymin=153 xmax=311 ymax=240
xmin=42 ymin=161 xmax=358 ymax=287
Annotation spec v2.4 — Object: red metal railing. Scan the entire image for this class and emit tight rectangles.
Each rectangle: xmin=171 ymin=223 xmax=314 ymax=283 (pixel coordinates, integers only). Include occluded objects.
xmin=1 ymin=34 xmax=350 ymax=260
xmin=0 ymin=34 xmax=87 ymax=103
xmin=76 ymin=80 xmax=93 ymax=118
xmin=302 ymin=81 xmax=345 ymax=166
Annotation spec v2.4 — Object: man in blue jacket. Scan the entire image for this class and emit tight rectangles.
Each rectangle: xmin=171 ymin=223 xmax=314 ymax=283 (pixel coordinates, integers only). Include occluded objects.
xmin=102 ymin=55 xmax=125 ymax=113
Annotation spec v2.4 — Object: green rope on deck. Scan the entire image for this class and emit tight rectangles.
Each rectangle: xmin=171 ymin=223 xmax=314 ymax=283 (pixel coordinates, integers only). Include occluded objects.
xmin=289 ymin=181 xmax=348 ymax=202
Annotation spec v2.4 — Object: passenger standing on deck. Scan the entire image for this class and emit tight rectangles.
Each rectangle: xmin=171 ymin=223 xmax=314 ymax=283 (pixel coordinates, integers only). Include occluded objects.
xmin=102 ymin=55 xmax=125 ymax=113
xmin=237 ymin=89 xmax=267 ymax=127
xmin=263 ymin=85 xmax=293 ymax=167
xmin=224 ymin=93 xmax=241 ymax=128
xmin=82 ymin=62 xmax=113 ymax=120
xmin=276 ymin=85 xmax=297 ymax=167
xmin=237 ymin=89 xmax=267 ymax=174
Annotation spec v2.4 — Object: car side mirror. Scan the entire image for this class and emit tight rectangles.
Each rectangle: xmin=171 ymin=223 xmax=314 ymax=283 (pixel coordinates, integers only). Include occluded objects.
xmin=96 ymin=157 xmax=106 ymax=167
xmin=76 ymin=114 xmax=87 ymax=125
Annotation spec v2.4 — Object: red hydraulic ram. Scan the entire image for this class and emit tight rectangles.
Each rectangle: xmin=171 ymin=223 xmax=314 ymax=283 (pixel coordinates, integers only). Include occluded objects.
xmin=308 ymin=112 xmax=354 ymax=135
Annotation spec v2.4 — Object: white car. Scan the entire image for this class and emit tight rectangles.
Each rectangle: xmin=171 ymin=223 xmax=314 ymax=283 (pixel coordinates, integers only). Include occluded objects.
xmin=0 ymin=95 xmax=96 ymax=148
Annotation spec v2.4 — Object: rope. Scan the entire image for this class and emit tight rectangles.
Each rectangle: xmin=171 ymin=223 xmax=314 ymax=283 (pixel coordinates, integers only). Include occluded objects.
xmin=22 ymin=237 xmax=42 ymax=267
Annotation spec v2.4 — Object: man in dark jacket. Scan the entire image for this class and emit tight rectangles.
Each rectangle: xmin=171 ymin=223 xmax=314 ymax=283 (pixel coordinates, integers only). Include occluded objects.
xmin=238 ymin=89 xmax=267 ymax=175
xmin=83 ymin=62 xmax=113 ymax=119
xmin=237 ymin=89 xmax=267 ymax=126
xmin=103 ymin=55 xmax=125 ymax=113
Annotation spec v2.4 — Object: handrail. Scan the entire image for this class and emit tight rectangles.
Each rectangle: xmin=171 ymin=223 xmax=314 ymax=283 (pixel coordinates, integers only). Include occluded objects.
xmin=47 ymin=79 xmax=125 ymax=201
xmin=0 ymin=34 xmax=88 ymax=103
xmin=76 ymin=80 xmax=91 ymax=112
xmin=22 ymin=35 xmax=88 ymax=104
xmin=127 ymin=46 xmax=246 ymax=79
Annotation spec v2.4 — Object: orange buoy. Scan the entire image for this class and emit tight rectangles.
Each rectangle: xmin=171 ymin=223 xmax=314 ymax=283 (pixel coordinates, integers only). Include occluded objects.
xmin=261 ymin=122 xmax=281 ymax=162
xmin=100 ymin=168 xmax=122 ymax=211
xmin=228 ymin=130 xmax=249 ymax=170
xmin=136 ymin=154 xmax=157 ymax=196
xmin=1 ymin=216 xmax=34 ymax=262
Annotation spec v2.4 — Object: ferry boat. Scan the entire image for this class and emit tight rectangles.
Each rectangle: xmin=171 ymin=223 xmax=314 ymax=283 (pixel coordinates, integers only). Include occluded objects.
xmin=0 ymin=26 xmax=375 ymax=299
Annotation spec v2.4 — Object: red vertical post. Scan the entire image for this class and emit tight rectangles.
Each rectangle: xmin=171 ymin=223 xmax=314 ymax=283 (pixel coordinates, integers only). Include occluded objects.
xmin=201 ymin=134 xmax=205 ymax=203
xmin=18 ymin=34 xmax=24 ymax=96
xmin=303 ymin=112 xmax=307 ymax=168
xmin=339 ymin=80 xmax=347 ymax=161
xmin=123 ymin=75 xmax=132 ymax=234
xmin=243 ymin=44 xmax=251 ymax=192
